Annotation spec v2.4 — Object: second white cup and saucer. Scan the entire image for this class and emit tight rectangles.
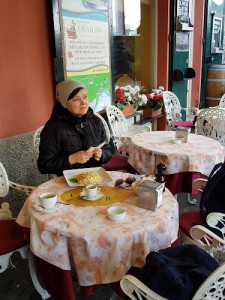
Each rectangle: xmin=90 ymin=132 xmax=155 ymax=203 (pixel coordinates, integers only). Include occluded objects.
xmin=80 ymin=184 xmax=103 ymax=201
xmin=34 ymin=192 xmax=63 ymax=213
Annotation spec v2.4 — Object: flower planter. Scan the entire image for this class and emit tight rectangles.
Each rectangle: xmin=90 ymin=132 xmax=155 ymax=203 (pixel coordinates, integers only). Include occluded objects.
xmin=143 ymin=107 xmax=162 ymax=118
xmin=121 ymin=104 xmax=134 ymax=117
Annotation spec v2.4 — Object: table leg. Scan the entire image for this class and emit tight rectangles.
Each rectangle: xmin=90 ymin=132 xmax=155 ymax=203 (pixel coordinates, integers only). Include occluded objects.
xmin=165 ymin=172 xmax=207 ymax=195
xmin=152 ymin=119 xmax=157 ymax=131
xmin=35 ymin=256 xmax=76 ymax=300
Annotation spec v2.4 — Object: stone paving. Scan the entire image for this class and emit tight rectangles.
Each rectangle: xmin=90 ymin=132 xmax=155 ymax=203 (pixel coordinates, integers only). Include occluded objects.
xmin=0 ymin=252 xmax=122 ymax=300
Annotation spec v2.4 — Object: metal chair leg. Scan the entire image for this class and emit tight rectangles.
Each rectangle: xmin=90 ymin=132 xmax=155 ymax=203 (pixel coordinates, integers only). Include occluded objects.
xmin=28 ymin=250 xmax=51 ymax=300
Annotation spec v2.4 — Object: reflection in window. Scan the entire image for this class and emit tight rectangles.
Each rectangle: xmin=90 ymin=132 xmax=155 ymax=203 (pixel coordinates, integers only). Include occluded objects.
xmin=124 ymin=0 xmax=140 ymax=36
xmin=111 ymin=0 xmax=156 ymax=93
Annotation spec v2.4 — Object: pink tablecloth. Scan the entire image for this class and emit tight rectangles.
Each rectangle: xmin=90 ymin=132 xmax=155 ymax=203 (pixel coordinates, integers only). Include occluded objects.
xmin=128 ymin=131 xmax=225 ymax=194
xmin=16 ymin=171 xmax=178 ymax=288
xmin=128 ymin=131 xmax=225 ymax=176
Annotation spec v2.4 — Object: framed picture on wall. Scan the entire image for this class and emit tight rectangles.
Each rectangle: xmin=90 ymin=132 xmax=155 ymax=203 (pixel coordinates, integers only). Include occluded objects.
xmin=211 ymin=13 xmax=223 ymax=54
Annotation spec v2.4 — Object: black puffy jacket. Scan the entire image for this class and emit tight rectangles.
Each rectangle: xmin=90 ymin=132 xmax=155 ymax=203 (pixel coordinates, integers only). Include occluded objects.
xmin=37 ymin=103 xmax=112 ymax=176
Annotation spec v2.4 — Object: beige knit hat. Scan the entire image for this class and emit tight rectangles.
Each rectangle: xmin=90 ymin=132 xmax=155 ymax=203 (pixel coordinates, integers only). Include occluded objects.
xmin=56 ymin=80 xmax=85 ymax=108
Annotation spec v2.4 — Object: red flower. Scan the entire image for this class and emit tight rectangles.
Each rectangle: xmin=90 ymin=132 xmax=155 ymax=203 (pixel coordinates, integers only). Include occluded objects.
xmin=146 ymin=94 xmax=151 ymax=100
xmin=115 ymin=88 xmax=126 ymax=103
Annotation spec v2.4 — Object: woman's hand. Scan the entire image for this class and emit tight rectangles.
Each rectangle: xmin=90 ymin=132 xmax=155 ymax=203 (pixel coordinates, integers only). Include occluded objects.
xmin=92 ymin=148 xmax=102 ymax=161
xmin=69 ymin=149 xmax=94 ymax=164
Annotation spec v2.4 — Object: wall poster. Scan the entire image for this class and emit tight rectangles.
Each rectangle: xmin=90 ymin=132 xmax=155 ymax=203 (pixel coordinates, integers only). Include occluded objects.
xmin=211 ymin=13 xmax=223 ymax=54
xmin=175 ymin=32 xmax=189 ymax=52
xmin=59 ymin=0 xmax=111 ymax=112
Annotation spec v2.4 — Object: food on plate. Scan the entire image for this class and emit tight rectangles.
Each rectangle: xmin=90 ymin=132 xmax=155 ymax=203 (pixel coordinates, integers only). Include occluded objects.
xmin=69 ymin=171 xmax=101 ymax=185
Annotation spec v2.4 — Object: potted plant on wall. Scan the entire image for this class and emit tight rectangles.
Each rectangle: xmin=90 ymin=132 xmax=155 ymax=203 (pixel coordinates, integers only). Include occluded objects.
xmin=142 ymin=86 xmax=164 ymax=118
xmin=115 ymin=85 xmax=148 ymax=116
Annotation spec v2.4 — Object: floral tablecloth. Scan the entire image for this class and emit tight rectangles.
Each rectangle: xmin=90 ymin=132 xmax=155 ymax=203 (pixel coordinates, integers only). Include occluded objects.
xmin=16 ymin=171 xmax=178 ymax=286
xmin=128 ymin=131 xmax=225 ymax=176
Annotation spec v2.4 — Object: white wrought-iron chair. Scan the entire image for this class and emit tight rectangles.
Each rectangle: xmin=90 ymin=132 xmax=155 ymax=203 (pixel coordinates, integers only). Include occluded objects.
xmin=179 ymin=176 xmax=225 ymax=263
xmin=219 ymin=93 xmax=225 ymax=108
xmin=213 ymin=93 xmax=225 ymax=108
xmin=0 ymin=161 xmax=51 ymax=299
xmin=163 ymin=91 xmax=199 ymax=131
xmin=33 ymin=126 xmax=56 ymax=181
xmin=106 ymin=105 xmax=151 ymax=155
xmin=195 ymin=107 xmax=225 ymax=148
xmin=120 ymin=262 xmax=225 ymax=299
xmin=94 ymin=112 xmax=131 ymax=171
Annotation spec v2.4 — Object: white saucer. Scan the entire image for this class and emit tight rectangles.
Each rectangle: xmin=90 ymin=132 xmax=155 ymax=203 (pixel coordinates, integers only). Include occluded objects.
xmin=33 ymin=202 xmax=63 ymax=213
xmin=80 ymin=191 xmax=104 ymax=201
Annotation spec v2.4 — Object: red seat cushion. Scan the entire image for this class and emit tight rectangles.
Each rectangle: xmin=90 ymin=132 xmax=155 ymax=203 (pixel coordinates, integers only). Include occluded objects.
xmin=179 ymin=210 xmax=203 ymax=237
xmin=171 ymin=121 xmax=194 ymax=128
xmin=103 ymin=155 xmax=129 ymax=171
xmin=0 ymin=220 xmax=29 ymax=255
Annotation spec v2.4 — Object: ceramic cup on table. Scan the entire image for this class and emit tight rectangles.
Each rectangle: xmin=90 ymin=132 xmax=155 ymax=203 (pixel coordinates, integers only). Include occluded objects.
xmin=39 ymin=192 xmax=57 ymax=209
xmin=107 ymin=206 xmax=126 ymax=221
xmin=83 ymin=184 xmax=100 ymax=198
xmin=171 ymin=137 xmax=182 ymax=144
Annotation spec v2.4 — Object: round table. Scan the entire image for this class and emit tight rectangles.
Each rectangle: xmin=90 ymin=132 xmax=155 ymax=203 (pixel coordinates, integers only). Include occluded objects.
xmin=17 ymin=171 xmax=178 ymax=286
xmin=128 ymin=131 xmax=225 ymax=195
xmin=128 ymin=131 xmax=225 ymax=176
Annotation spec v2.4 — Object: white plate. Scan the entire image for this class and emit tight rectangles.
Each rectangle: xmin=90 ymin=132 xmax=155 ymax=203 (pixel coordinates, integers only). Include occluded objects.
xmin=80 ymin=191 xmax=104 ymax=201
xmin=63 ymin=167 xmax=112 ymax=187
xmin=33 ymin=202 xmax=63 ymax=213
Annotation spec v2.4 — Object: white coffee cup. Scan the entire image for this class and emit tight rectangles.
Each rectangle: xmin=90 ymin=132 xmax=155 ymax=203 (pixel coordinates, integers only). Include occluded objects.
xmin=83 ymin=185 xmax=100 ymax=198
xmin=39 ymin=192 xmax=57 ymax=209
xmin=107 ymin=206 xmax=126 ymax=221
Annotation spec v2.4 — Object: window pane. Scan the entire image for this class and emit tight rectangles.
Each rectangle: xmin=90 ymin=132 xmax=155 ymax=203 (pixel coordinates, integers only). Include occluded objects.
xmin=111 ymin=0 xmax=156 ymax=91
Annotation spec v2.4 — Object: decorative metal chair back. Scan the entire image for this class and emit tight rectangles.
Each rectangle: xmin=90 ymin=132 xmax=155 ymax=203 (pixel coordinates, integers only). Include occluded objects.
xmin=33 ymin=125 xmax=44 ymax=163
xmin=106 ymin=105 xmax=130 ymax=137
xmin=195 ymin=107 xmax=225 ymax=148
xmin=190 ymin=213 xmax=225 ymax=263
xmin=33 ymin=126 xmax=56 ymax=180
xmin=163 ymin=91 xmax=198 ymax=131
xmin=179 ymin=177 xmax=225 ymax=264
xmin=106 ymin=105 xmax=151 ymax=155
xmin=0 ymin=162 xmax=35 ymax=198
xmin=219 ymin=93 xmax=225 ymax=108
xmin=120 ymin=263 xmax=225 ymax=299
xmin=94 ymin=112 xmax=111 ymax=144
xmin=106 ymin=105 xmax=130 ymax=152
xmin=163 ymin=91 xmax=182 ymax=125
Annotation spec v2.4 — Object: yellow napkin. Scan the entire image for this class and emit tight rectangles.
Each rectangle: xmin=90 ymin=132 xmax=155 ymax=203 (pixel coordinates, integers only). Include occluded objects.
xmin=60 ymin=186 xmax=129 ymax=206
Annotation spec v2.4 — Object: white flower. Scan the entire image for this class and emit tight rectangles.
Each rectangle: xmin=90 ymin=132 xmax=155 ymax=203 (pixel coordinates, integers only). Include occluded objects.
xmin=115 ymin=84 xmax=149 ymax=109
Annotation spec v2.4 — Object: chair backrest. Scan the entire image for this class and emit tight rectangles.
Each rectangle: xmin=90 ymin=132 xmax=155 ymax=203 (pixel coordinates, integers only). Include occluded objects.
xmin=195 ymin=107 xmax=225 ymax=147
xmin=219 ymin=94 xmax=225 ymax=108
xmin=163 ymin=91 xmax=182 ymax=125
xmin=0 ymin=162 xmax=36 ymax=198
xmin=106 ymin=105 xmax=129 ymax=137
xmin=33 ymin=125 xmax=44 ymax=162
xmin=33 ymin=126 xmax=56 ymax=181
xmin=0 ymin=161 xmax=35 ymax=219
xmin=94 ymin=112 xmax=111 ymax=144
xmin=120 ymin=262 xmax=225 ymax=300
